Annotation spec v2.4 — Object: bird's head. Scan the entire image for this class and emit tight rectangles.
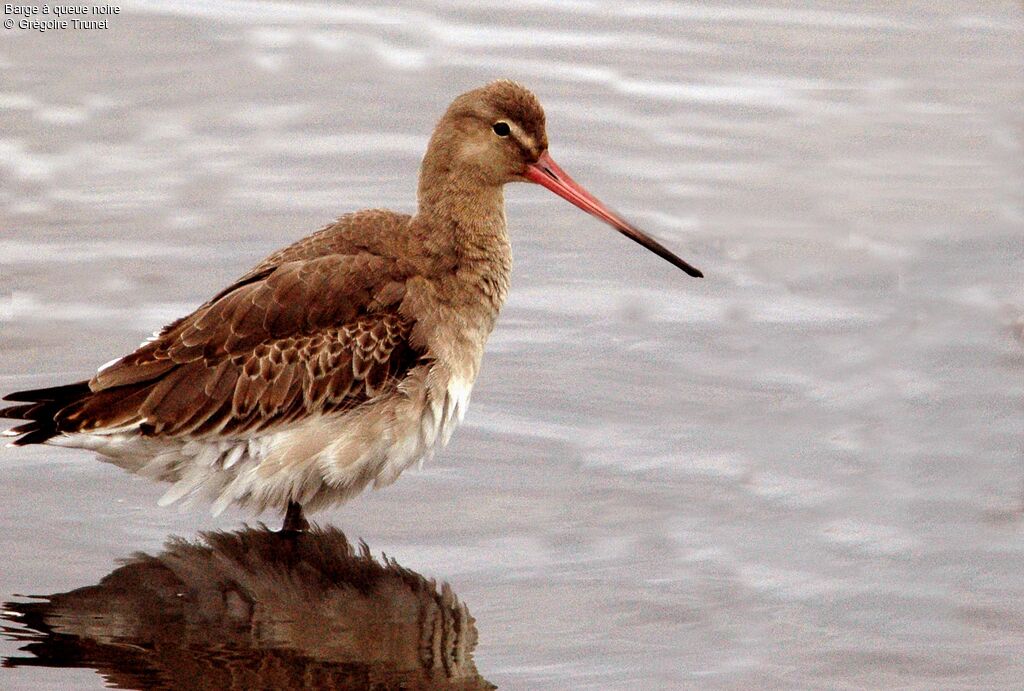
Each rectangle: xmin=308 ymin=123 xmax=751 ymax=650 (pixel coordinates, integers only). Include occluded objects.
xmin=422 ymin=80 xmax=703 ymax=278
xmin=425 ymin=79 xmax=548 ymax=187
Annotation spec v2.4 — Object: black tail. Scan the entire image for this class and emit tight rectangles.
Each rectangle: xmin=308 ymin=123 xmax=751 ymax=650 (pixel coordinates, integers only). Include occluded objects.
xmin=1 ymin=381 xmax=92 ymax=446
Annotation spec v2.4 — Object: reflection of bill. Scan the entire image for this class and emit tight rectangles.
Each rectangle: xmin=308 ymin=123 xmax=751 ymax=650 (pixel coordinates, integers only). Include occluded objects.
xmin=3 ymin=527 xmax=493 ymax=690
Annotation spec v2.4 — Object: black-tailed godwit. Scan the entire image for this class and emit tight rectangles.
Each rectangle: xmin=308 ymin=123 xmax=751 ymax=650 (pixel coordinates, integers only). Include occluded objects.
xmin=1 ymin=81 xmax=702 ymax=530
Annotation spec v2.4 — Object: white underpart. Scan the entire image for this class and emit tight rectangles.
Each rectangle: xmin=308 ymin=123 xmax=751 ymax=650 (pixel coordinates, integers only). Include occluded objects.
xmin=46 ymin=366 xmax=475 ymax=514
xmin=440 ymin=376 xmax=471 ymax=446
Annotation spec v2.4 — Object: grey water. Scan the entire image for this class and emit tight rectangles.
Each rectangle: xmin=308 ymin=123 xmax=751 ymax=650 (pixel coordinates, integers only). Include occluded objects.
xmin=1 ymin=1 xmax=1022 ymax=688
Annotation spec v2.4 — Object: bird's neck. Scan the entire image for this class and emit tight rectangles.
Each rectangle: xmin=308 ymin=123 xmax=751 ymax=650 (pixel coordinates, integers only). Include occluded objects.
xmin=414 ymin=167 xmax=511 ymax=272
xmin=404 ymin=148 xmax=514 ymax=382
xmin=411 ymin=173 xmax=512 ymax=335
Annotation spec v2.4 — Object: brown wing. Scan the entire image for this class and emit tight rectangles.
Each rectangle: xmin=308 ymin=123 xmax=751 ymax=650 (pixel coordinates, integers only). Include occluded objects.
xmin=96 ymin=252 xmax=415 ymax=438
xmin=2 ymin=217 xmax=425 ymax=444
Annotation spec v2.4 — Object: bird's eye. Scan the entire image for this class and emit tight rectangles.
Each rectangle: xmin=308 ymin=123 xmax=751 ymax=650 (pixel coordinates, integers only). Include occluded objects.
xmin=492 ymin=121 xmax=511 ymax=137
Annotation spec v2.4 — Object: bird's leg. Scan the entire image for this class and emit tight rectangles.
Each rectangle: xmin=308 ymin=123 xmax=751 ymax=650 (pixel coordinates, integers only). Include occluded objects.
xmin=281 ymin=500 xmax=309 ymax=533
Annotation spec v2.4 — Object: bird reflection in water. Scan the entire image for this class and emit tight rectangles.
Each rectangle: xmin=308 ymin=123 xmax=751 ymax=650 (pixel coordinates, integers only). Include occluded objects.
xmin=2 ymin=527 xmax=493 ymax=690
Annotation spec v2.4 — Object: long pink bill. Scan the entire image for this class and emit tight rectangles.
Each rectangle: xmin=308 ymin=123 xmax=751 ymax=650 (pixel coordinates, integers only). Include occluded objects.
xmin=524 ymin=151 xmax=703 ymax=278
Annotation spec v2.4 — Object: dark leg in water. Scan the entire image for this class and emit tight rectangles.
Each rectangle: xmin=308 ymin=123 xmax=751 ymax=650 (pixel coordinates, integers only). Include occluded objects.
xmin=281 ymin=501 xmax=309 ymax=533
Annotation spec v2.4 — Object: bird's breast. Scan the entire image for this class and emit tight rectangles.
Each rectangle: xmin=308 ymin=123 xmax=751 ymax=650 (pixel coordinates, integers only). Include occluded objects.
xmin=404 ymin=268 xmax=504 ymax=379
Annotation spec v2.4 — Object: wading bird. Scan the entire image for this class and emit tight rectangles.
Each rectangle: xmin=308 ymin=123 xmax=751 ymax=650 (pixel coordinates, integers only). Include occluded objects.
xmin=1 ymin=81 xmax=701 ymax=531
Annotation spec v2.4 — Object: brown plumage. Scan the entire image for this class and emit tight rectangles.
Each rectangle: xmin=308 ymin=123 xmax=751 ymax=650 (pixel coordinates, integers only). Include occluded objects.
xmin=4 ymin=216 xmax=420 ymax=442
xmin=1 ymin=80 xmax=701 ymax=527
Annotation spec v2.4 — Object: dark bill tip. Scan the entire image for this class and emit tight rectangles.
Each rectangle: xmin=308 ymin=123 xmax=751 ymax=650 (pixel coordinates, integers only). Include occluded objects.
xmin=524 ymin=151 xmax=703 ymax=278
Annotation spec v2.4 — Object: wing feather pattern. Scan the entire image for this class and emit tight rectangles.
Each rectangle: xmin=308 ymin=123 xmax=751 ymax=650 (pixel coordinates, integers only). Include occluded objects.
xmin=2 ymin=211 xmax=425 ymax=446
